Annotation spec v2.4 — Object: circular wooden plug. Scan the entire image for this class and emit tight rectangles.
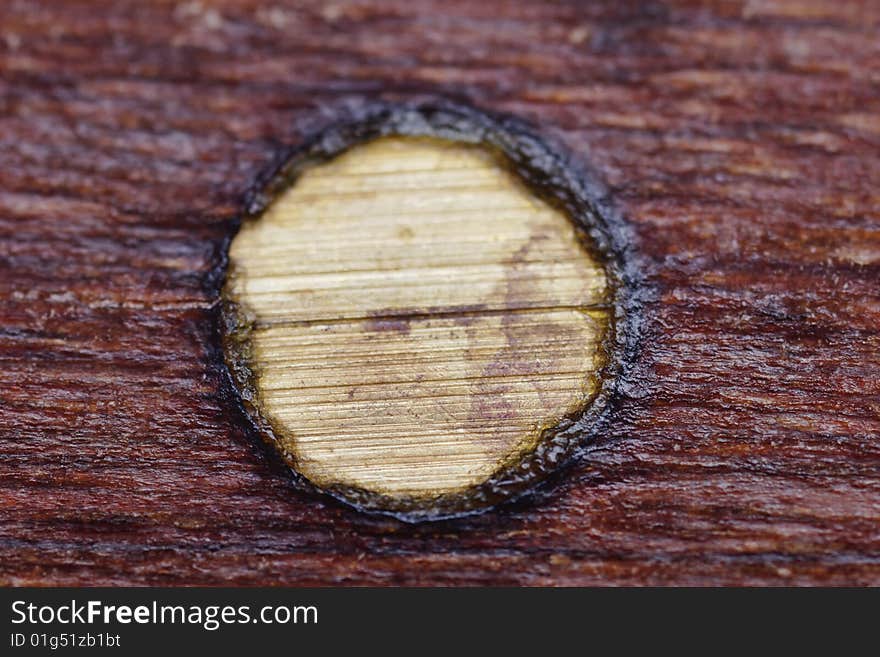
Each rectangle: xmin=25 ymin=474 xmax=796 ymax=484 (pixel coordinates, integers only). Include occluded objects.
xmin=222 ymin=108 xmax=634 ymax=519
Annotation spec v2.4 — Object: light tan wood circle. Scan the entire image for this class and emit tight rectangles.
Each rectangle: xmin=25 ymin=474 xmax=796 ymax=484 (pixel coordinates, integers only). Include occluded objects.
xmin=226 ymin=137 xmax=609 ymax=500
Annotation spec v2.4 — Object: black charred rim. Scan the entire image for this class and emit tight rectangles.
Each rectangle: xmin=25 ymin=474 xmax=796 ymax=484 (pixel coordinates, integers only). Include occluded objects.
xmin=216 ymin=100 xmax=648 ymax=523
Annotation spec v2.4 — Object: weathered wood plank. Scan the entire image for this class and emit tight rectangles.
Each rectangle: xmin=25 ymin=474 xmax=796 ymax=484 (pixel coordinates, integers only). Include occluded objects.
xmin=0 ymin=0 xmax=878 ymax=585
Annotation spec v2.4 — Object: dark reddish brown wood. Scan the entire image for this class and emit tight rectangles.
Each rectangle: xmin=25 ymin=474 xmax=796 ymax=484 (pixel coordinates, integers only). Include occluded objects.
xmin=1 ymin=0 xmax=879 ymax=585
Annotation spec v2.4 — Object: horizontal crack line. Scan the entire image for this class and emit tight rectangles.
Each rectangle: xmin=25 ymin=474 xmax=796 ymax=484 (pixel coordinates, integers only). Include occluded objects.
xmin=253 ymin=303 xmax=611 ymax=329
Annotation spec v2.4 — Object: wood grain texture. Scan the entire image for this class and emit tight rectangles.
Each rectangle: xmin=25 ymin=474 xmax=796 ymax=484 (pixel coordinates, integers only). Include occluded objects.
xmin=227 ymin=136 xmax=608 ymax=500
xmin=0 ymin=0 xmax=878 ymax=585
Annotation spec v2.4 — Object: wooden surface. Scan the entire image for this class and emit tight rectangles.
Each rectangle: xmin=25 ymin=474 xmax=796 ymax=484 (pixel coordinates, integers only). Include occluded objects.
xmin=226 ymin=137 xmax=608 ymax=501
xmin=1 ymin=0 xmax=878 ymax=585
